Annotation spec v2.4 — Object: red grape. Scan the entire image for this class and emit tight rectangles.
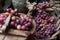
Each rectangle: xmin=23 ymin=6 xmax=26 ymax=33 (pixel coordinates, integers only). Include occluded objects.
xmin=0 ymin=8 xmax=32 ymax=31
xmin=7 ymin=9 xmax=32 ymax=31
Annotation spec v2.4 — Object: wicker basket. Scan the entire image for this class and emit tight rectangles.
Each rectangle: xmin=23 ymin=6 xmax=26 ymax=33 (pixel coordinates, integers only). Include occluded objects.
xmin=27 ymin=5 xmax=60 ymax=40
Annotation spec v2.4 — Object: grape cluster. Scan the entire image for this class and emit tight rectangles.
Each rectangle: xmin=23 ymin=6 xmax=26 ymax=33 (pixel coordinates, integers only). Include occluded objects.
xmin=33 ymin=3 xmax=58 ymax=39
xmin=6 ymin=8 xmax=32 ymax=31
xmin=34 ymin=11 xmax=57 ymax=39
xmin=37 ymin=2 xmax=50 ymax=9
xmin=0 ymin=8 xmax=15 ymax=28
xmin=6 ymin=8 xmax=17 ymax=14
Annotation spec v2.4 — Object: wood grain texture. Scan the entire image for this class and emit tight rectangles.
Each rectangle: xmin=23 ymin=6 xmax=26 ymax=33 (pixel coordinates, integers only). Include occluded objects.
xmin=4 ymin=35 xmax=27 ymax=40
xmin=8 ymin=29 xmax=30 ymax=37
xmin=0 ymin=34 xmax=5 ymax=40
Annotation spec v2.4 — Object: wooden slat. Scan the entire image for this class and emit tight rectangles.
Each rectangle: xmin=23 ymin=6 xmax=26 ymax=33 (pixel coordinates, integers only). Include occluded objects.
xmin=7 ymin=29 xmax=30 ymax=37
xmin=4 ymin=35 xmax=26 ymax=40
xmin=45 ymin=8 xmax=54 ymax=11
xmin=45 ymin=7 xmax=60 ymax=11
xmin=54 ymin=4 xmax=60 ymax=7
xmin=17 ymin=37 xmax=26 ymax=40
xmin=0 ymin=34 xmax=5 ymax=40
xmin=56 ymin=8 xmax=60 ymax=11
xmin=55 ymin=1 xmax=60 ymax=4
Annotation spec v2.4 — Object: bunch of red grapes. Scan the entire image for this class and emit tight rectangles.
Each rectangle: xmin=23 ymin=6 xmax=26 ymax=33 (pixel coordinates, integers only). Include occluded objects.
xmin=5 ymin=8 xmax=32 ymax=31
xmin=33 ymin=2 xmax=58 ymax=39
xmin=0 ymin=8 xmax=16 ymax=28
xmin=37 ymin=2 xmax=50 ymax=9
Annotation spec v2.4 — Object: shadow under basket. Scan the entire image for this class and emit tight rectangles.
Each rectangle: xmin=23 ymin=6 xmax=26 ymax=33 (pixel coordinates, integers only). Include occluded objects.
xmin=7 ymin=13 xmax=36 ymax=37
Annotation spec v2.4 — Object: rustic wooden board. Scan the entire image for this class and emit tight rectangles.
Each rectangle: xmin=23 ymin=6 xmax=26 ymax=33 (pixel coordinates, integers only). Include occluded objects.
xmin=7 ymin=29 xmax=30 ymax=37
xmin=0 ymin=34 xmax=5 ymax=40
xmin=56 ymin=8 xmax=60 ymax=11
xmin=4 ymin=35 xmax=27 ymax=40
xmin=55 ymin=1 xmax=60 ymax=4
xmin=46 ymin=8 xmax=54 ymax=11
xmin=54 ymin=4 xmax=60 ymax=7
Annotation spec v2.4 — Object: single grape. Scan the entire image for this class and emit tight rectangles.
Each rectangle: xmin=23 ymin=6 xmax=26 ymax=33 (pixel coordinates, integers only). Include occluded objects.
xmin=21 ymin=25 xmax=26 ymax=30
xmin=10 ymin=21 xmax=15 ymax=26
xmin=17 ymin=25 xmax=21 ymax=30
xmin=15 ymin=19 xmax=20 ymax=24
xmin=11 ymin=16 xmax=16 ymax=20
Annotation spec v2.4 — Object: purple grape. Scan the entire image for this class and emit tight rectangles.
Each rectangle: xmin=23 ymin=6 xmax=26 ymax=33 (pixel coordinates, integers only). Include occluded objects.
xmin=23 ymin=22 xmax=27 ymax=25
xmin=33 ymin=3 xmax=57 ymax=39
xmin=9 ymin=12 xmax=32 ymax=31
xmin=15 ymin=23 xmax=17 ymax=27
xmin=15 ymin=19 xmax=20 ymax=24
xmin=24 ymin=23 xmax=29 ymax=27
xmin=37 ymin=2 xmax=50 ymax=9
xmin=6 ymin=9 xmax=11 ymax=13
xmin=29 ymin=18 xmax=32 ymax=22
xmin=4 ymin=8 xmax=32 ymax=31
xmin=21 ymin=25 xmax=26 ymax=30
xmin=10 ymin=21 xmax=15 ymax=26
xmin=27 ymin=22 xmax=31 ymax=26
xmin=20 ymin=20 xmax=24 ymax=25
